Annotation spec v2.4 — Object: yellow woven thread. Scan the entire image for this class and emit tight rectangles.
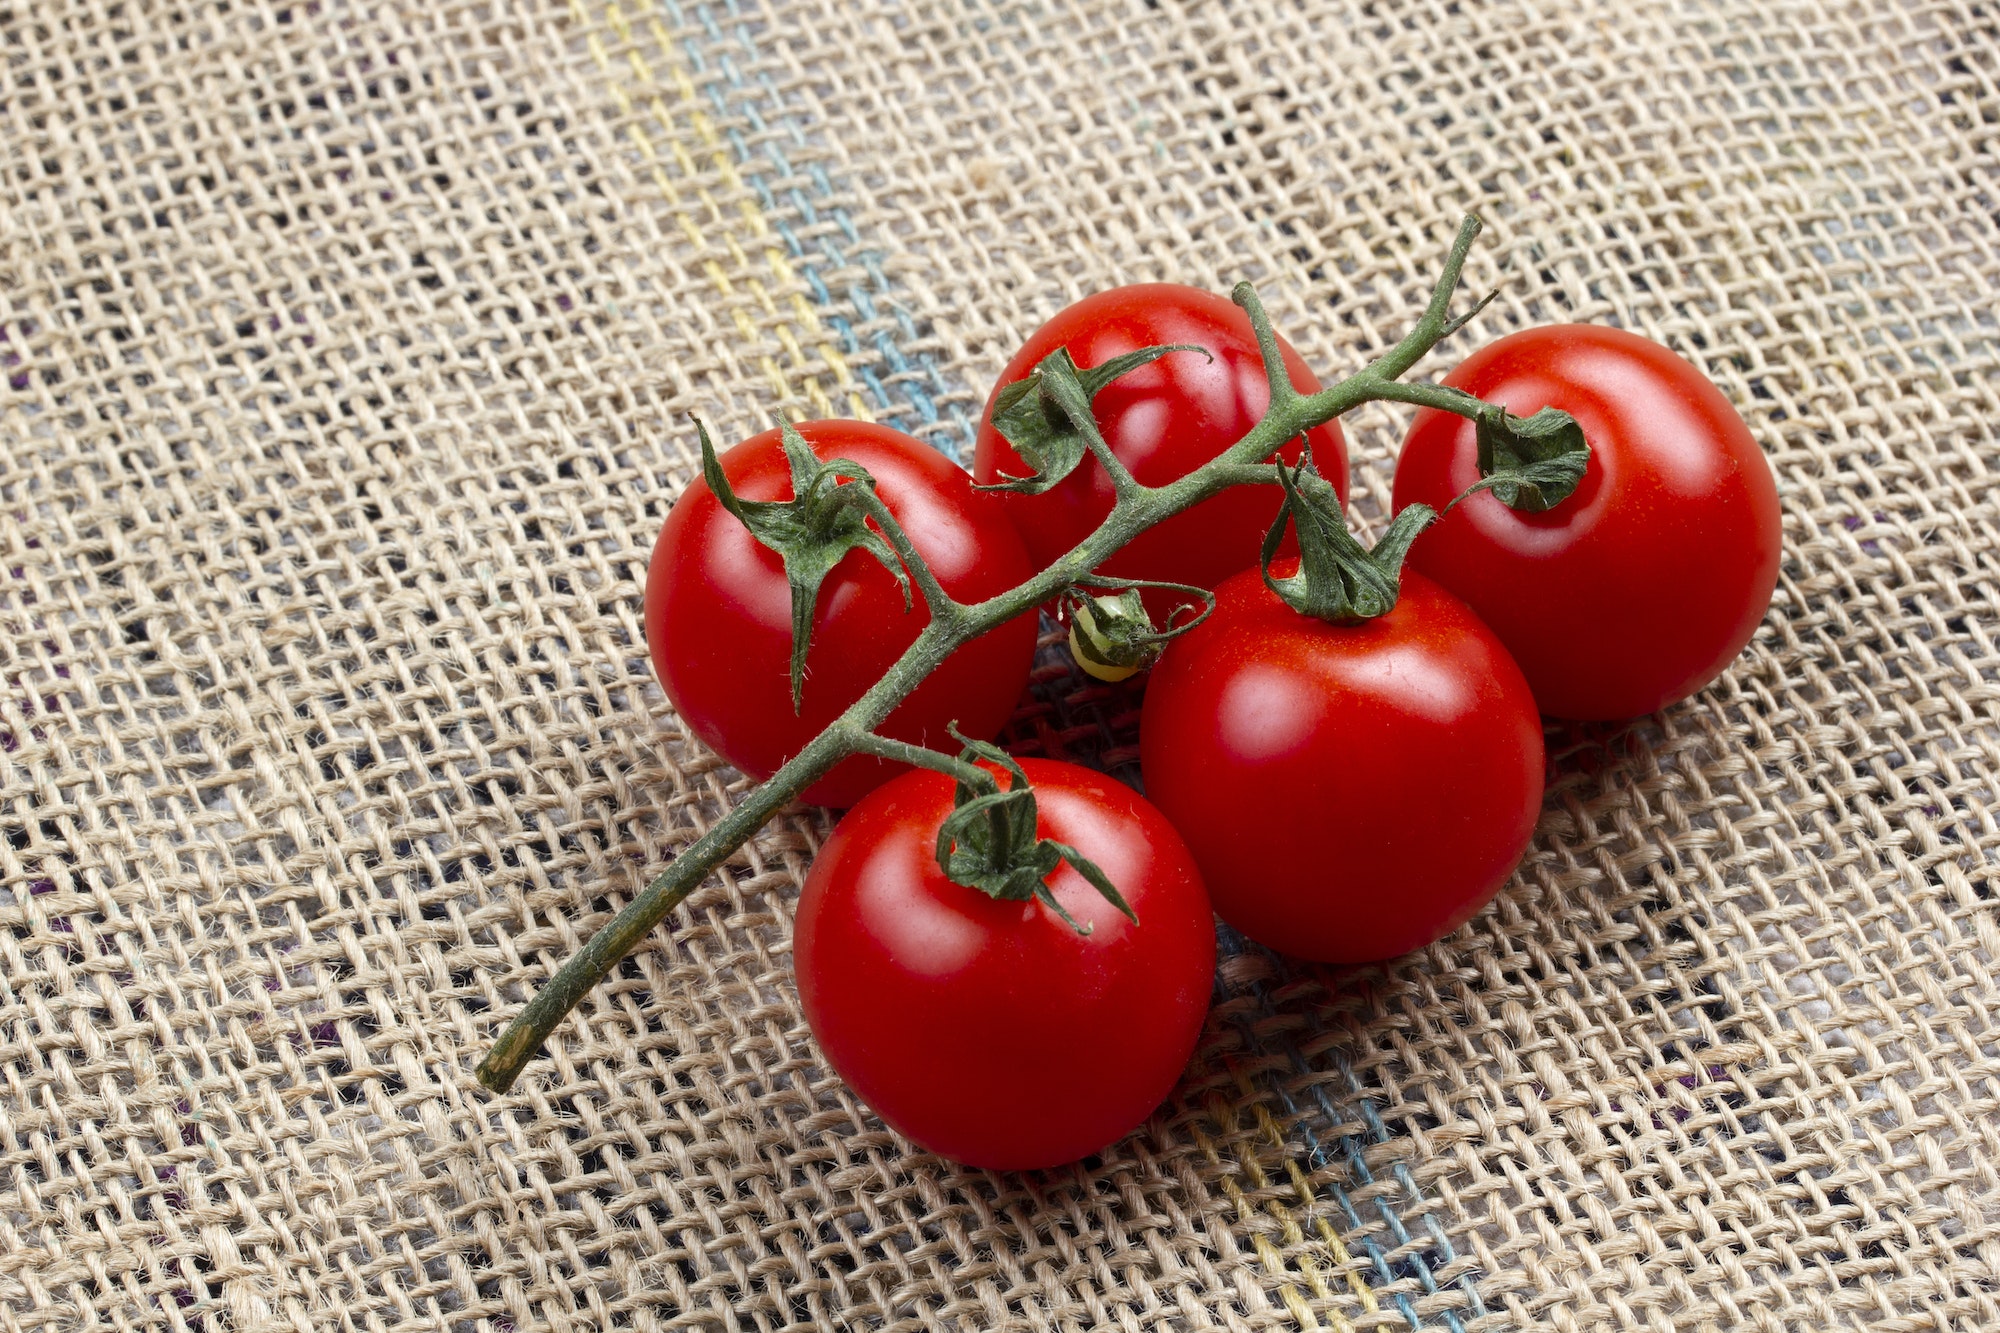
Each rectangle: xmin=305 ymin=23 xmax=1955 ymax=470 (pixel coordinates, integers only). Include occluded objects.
xmin=580 ymin=0 xmax=866 ymax=420
xmin=1245 ymin=1098 xmax=1380 ymax=1315
xmin=1191 ymin=1089 xmax=1373 ymax=1333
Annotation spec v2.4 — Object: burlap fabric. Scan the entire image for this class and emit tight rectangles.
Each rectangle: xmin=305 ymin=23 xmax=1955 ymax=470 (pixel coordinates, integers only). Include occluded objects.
xmin=3 ymin=1 xmax=1995 ymax=1328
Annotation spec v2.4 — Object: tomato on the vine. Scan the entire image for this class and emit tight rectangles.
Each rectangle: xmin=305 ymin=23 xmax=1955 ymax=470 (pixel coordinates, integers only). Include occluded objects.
xmin=646 ymin=420 xmax=1038 ymax=808
xmin=1140 ymin=564 xmax=1543 ymax=964
xmin=794 ymin=758 xmax=1216 ymax=1171
xmin=1392 ymin=324 xmax=1782 ymax=720
xmin=973 ymin=285 xmax=1348 ymax=615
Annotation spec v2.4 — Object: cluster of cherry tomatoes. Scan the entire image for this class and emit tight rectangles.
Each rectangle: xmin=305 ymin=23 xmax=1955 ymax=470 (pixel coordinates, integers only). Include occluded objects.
xmin=645 ymin=286 xmax=1782 ymax=1170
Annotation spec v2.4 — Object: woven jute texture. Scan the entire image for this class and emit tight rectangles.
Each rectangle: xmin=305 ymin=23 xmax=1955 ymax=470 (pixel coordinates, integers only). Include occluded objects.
xmin=3 ymin=0 xmax=1997 ymax=1329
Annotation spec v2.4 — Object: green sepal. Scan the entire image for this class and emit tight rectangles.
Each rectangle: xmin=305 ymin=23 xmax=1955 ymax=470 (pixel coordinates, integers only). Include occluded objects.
xmin=698 ymin=419 xmax=912 ymax=711
xmin=1466 ymin=405 xmax=1590 ymax=512
xmin=980 ymin=344 xmax=1206 ymax=494
xmin=933 ymin=728 xmax=1137 ymax=934
xmin=1261 ymin=456 xmax=1436 ymax=624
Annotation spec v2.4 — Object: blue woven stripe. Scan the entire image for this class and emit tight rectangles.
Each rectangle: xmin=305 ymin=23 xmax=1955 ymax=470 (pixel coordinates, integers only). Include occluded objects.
xmin=664 ymin=0 xmax=979 ymax=457
xmin=1217 ymin=925 xmax=1487 ymax=1330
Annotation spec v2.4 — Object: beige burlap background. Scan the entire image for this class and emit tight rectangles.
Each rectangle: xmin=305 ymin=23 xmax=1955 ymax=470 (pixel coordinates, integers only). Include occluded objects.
xmin=3 ymin=0 xmax=1997 ymax=1329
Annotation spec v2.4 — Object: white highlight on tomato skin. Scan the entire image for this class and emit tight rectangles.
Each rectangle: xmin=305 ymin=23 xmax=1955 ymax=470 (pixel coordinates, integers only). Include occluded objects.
xmin=1206 ymin=615 xmax=1486 ymax=771
xmin=1335 ymin=638 xmax=1485 ymax=728
xmin=1212 ymin=662 xmax=1322 ymax=765
xmin=834 ymin=810 xmax=990 ymax=984
xmin=1107 ymin=394 xmax=1176 ymax=483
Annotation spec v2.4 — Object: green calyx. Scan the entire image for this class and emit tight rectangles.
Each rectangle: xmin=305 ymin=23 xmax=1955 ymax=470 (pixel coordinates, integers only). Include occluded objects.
xmin=981 ymin=343 xmax=1208 ymax=494
xmin=698 ymin=419 xmax=911 ymax=711
xmin=1062 ymin=576 xmax=1215 ymax=682
xmin=1261 ymin=454 xmax=1436 ymax=624
xmin=934 ymin=728 xmax=1136 ymax=935
xmin=1465 ymin=404 xmax=1590 ymax=512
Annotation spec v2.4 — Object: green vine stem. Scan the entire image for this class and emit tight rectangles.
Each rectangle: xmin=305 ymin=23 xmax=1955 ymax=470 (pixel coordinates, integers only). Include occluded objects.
xmin=476 ymin=212 xmax=1519 ymax=1094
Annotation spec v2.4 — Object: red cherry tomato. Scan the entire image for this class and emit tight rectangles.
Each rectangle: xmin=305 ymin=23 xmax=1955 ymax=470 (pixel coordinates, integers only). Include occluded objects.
xmin=646 ymin=421 xmax=1037 ymax=808
xmin=1392 ymin=325 xmax=1782 ymax=719
xmin=794 ymin=759 xmax=1216 ymax=1170
xmin=973 ymin=285 xmax=1349 ymax=617
xmin=1139 ymin=565 xmax=1543 ymax=964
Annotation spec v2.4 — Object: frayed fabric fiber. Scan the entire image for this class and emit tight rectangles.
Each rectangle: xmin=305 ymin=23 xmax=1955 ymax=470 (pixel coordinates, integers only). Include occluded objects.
xmin=2 ymin=2 xmax=1998 ymax=1331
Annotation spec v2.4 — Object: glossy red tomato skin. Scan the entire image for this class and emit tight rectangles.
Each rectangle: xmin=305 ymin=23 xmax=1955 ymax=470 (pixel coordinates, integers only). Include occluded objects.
xmin=645 ymin=421 xmax=1037 ymax=808
xmin=794 ymin=759 xmax=1217 ymax=1171
xmin=1139 ymin=567 xmax=1544 ymax=964
xmin=973 ymin=285 xmax=1348 ymax=615
xmin=1391 ymin=325 xmax=1782 ymax=720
